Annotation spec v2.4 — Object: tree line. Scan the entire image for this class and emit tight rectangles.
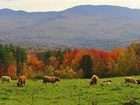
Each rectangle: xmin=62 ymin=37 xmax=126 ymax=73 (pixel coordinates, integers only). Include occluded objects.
xmin=0 ymin=43 xmax=140 ymax=79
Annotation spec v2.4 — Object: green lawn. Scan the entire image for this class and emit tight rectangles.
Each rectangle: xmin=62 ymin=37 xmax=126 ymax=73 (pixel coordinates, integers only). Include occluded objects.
xmin=0 ymin=76 xmax=140 ymax=105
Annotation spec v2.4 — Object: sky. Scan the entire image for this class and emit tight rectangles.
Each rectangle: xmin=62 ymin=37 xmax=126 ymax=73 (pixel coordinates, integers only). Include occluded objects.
xmin=0 ymin=0 xmax=140 ymax=12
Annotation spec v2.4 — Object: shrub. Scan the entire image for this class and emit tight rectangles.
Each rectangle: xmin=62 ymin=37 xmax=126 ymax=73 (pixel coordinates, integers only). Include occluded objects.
xmin=123 ymin=98 xmax=138 ymax=105
xmin=33 ymin=74 xmax=45 ymax=80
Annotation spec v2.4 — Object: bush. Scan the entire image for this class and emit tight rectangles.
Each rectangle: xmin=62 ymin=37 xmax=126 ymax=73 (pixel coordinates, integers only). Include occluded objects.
xmin=33 ymin=74 xmax=45 ymax=80
xmin=58 ymin=66 xmax=77 ymax=79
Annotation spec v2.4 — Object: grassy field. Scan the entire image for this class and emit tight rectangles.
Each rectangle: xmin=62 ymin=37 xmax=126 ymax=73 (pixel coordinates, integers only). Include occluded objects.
xmin=0 ymin=76 xmax=140 ymax=105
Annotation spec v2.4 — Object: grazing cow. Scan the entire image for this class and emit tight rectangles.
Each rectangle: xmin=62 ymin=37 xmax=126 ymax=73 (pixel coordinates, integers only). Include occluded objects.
xmin=1 ymin=76 xmax=11 ymax=83
xmin=105 ymin=82 xmax=111 ymax=85
xmin=125 ymin=77 xmax=137 ymax=84
xmin=103 ymin=80 xmax=112 ymax=83
xmin=17 ymin=76 xmax=26 ymax=87
xmin=102 ymin=80 xmax=111 ymax=85
xmin=90 ymin=75 xmax=99 ymax=85
xmin=43 ymin=76 xmax=60 ymax=84
xmin=136 ymin=79 xmax=140 ymax=84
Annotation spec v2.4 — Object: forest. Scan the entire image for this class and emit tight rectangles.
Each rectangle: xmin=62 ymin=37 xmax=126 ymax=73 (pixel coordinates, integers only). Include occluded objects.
xmin=0 ymin=42 xmax=140 ymax=79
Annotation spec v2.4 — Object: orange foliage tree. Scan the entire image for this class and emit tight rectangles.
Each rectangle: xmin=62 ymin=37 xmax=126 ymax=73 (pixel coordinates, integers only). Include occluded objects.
xmin=7 ymin=64 xmax=17 ymax=79
xmin=27 ymin=54 xmax=44 ymax=74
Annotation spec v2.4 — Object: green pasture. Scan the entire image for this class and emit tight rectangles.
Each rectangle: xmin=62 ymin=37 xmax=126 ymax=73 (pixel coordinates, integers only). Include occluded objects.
xmin=0 ymin=76 xmax=140 ymax=105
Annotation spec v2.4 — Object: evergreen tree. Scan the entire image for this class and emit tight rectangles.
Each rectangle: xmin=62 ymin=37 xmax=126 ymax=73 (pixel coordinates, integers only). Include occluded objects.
xmin=16 ymin=47 xmax=27 ymax=76
xmin=79 ymin=54 xmax=93 ymax=78
xmin=9 ymin=46 xmax=27 ymax=76
xmin=40 ymin=50 xmax=53 ymax=64
xmin=0 ymin=44 xmax=11 ymax=74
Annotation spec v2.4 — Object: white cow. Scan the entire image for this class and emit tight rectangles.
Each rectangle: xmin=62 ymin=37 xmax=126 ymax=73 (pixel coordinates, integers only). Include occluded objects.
xmin=1 ymin=76 xmax=11 ymax=83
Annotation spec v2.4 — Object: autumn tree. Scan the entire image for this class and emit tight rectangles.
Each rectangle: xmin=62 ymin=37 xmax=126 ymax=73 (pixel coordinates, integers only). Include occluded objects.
xmin=27 ymin=54 xmax=44 ymax=74
xmin=7 ymin=64 xmax=16 ymax=79
xmin=129 ymin=43 xmax=140 ymax=73
xmin=54 ymin=49 xmax=64 ymax=66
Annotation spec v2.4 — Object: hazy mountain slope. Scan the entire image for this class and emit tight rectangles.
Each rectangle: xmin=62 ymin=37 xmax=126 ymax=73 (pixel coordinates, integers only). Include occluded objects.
xmin=0 ymin=5 xmax=140 ymax=49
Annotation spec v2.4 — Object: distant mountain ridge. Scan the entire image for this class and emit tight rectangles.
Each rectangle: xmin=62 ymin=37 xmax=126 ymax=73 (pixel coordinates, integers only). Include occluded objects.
xmin=0 ymin=5 xmax=140 ymax=49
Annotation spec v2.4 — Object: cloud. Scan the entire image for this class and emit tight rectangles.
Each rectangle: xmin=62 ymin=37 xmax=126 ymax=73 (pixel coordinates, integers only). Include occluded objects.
xmin=0 ymin=0 xmax=140 ymax=12
xmin=0 ymin=0 xmax=17 ymax=1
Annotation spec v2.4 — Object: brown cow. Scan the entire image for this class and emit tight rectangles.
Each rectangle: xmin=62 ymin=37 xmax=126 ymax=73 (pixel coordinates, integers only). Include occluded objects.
xmin=90 ymin=75 xmax=99 ymax=85
xmin=43 ymin=76 xmax=60 ymax=84
xmin=136 ymin=79 xmax=140 ymax=84
xmin=17 ymin=76 xmax=26 ymax=87
xmin=125 ymin=77 xmax=137 ymax=84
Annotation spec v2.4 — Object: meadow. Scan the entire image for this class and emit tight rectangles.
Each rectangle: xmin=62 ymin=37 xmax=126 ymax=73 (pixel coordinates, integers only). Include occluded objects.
xmin=0 ymin=76 xmax=140 ymax=105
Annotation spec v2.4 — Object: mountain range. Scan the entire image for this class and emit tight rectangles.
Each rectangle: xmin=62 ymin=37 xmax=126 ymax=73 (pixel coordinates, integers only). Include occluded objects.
xmin=0 ymin=5 xmax=140 ymax=50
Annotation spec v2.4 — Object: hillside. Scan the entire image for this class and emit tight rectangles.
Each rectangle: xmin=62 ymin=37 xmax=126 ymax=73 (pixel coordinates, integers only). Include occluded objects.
xmin=0 ymin=5 xmax=140 ymax=49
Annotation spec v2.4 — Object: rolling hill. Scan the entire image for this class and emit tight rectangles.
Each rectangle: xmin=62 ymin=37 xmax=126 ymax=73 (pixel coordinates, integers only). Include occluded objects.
xmin=0 ymin=5 xmax=140 ymax=49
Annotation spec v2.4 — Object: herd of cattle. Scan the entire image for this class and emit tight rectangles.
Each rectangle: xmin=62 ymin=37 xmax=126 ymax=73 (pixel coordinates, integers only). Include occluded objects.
xmin=1 ymin=75 xmax=140 ymax=87
xmin=1 ymin=75 xmax=60 ymax=87
xmin=90 ymin=75 xmax=140 ymax=85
